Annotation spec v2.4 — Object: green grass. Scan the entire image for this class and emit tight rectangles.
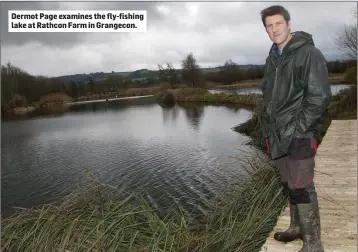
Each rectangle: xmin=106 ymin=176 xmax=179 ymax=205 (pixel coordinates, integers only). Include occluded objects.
xmin=1 ymin=152 xmax=287 ymax=252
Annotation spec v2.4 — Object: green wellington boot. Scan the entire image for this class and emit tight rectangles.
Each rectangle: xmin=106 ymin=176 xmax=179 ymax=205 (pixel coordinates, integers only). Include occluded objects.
xmin=274 ymin=202 xmax=302 ymax=242
xmin=296 ymin=190 xmax=324 ymax=252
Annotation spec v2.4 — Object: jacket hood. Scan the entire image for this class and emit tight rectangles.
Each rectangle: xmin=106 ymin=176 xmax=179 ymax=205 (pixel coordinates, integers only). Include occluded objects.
xmin=269 ymin=31 xmax=315 ymax=56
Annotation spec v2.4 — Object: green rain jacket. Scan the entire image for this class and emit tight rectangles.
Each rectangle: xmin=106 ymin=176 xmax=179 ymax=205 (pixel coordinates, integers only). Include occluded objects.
xmin=261 ymin=31 xmax=332 ymax=160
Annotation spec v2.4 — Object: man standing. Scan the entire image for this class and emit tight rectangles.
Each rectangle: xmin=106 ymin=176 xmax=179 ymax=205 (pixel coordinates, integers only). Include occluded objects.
xmin=260 ymin=5 xmax=331 ymax=252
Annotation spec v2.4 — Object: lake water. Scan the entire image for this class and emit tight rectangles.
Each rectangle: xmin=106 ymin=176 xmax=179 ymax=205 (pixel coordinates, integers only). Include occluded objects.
xmin=208 ymin=84 xmax=351 ymax=95
xmin=1 ymin=98 xmax=254 ymax=216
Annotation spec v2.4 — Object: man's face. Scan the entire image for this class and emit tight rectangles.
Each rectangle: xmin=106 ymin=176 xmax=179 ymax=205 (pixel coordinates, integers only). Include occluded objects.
xmin=265 ymin=14 xmax=291 ymax=45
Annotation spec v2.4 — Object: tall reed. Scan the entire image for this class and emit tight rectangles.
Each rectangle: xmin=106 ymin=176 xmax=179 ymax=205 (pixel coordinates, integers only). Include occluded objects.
xmin=2 ymin=152 xmax=286 ymax=252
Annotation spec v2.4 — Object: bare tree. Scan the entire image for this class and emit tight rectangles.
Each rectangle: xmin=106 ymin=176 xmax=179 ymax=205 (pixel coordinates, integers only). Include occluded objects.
xmin=181 ymin=53 xmax=203 ymax=88
xmin=166 ymin=62 xmax=178 ymax=89
xmin=157 ymin=63 xmax=179 ymax=88
xmin=157 ymin=64 xmax=167 ymax=84
xmin=335 ymin=8 xmax=357 ymax=60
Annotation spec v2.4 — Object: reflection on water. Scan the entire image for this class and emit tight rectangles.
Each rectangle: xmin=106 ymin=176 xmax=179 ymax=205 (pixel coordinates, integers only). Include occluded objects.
xmin=2 ymin=100 xmax=254 ymax=217
xmin=161 ymin=104 xmax=180 ymax=125
xmin=181 ymin=103 xmax=205 ymax=131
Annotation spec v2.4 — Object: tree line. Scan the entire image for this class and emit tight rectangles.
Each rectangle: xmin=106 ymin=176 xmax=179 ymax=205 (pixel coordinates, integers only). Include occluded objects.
xmin=0 ymin=55 xmax=265 ymax=107
xmin=1 ymin=55 xmax=356 ymax=108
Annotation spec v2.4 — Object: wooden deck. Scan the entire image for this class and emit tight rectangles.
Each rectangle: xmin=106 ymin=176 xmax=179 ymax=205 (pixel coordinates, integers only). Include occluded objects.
xmin=260 ymin=120 xmax=357 ymax=252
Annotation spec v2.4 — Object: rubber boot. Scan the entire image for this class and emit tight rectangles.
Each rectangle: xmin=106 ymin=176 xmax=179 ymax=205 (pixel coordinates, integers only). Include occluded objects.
xmin=274 ymin=202 xmax=302 ymax=242
xmin=296 ymin=189 xmax=324 ymax=252
xmin=274 ymin=182 xmax=302 ymax=242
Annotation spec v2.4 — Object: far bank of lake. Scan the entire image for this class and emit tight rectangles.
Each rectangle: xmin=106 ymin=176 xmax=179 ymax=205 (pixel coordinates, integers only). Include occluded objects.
xmin=209 ymin=83 xmax=351 ymax=95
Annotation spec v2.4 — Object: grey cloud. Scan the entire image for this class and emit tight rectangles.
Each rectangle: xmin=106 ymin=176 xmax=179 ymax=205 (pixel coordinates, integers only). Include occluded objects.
xmin=1 ymin=2 xmax=356 ymax=77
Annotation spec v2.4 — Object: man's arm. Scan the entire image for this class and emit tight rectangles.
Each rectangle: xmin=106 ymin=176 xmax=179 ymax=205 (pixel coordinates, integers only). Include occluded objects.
xmin=295 ymin=48 xmax=332 ymax=134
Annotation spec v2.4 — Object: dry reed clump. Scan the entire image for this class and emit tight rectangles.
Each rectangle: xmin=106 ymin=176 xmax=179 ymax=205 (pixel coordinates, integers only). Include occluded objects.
xmin=196 ymin=151 xmax=286 ymax=252
xmin=1 ymin=152 xmax=286 ymax=252
xmin=1 ymin=177 xmax=195 ymax=252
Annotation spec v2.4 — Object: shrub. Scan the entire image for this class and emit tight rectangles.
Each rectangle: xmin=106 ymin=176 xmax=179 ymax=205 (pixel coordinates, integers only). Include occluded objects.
xmin=343 ymin=66 xmax=357 ymax=84
xmin=155 ymin=90 xmax=176 ymax=105
xmin=329 ymin=85 xmax=357 ymax=119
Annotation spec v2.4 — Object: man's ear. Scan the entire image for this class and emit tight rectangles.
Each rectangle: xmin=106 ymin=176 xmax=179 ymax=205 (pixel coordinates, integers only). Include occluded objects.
xmin=287 ymin=20 xmax=291 ymax=31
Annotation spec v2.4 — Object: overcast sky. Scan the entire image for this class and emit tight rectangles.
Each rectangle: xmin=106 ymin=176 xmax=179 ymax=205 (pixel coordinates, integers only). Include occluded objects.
xmin=1 ymin=1 xmax=356 ymax=77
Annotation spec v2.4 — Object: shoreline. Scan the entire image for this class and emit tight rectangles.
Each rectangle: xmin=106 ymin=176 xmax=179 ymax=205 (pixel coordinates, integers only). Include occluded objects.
xmin=67 ymin=94 xmax=155 ymax=105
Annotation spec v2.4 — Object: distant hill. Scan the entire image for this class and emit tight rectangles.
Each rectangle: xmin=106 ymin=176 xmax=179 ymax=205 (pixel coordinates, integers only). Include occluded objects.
xmin=51 ymin=71 xmax=131 ymax=84
xmin=51 ymin=64 xmax=265 ymax=84
xmin=127 ymin=69 xmax=157 ymax=80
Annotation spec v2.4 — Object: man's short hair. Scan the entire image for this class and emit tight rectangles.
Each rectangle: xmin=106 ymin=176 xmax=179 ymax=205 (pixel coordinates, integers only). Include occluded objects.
xmin=260 ymin=5 xmax=291 ymax=27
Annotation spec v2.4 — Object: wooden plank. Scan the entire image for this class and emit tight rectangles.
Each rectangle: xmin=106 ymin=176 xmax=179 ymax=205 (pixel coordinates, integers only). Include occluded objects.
xmin=260 ymin=120 xmax=357 ymax=252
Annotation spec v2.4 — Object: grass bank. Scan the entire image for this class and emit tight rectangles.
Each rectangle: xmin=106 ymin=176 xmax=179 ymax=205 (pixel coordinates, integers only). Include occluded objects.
xmin=155 ymin=88 xmax=263 ymax=108
xmin=2 ymin=152 xmax=287 ymax=252
xmin=212 ymin=74 xmax=349 ymax=90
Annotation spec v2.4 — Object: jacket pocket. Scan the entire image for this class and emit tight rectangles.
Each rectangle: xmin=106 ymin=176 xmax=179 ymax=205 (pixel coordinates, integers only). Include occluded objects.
xmin=274 ymin=114 xmax=296 ymax=154
xmin=275 ymin=114 xmax=295 ymax=141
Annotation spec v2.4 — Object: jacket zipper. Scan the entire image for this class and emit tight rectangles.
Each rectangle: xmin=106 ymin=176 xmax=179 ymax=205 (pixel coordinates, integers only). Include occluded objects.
xmin=268 ymin=56 xmax=282 ymax=142
xmin=266 ymin=49 xmax=290 ymax=152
